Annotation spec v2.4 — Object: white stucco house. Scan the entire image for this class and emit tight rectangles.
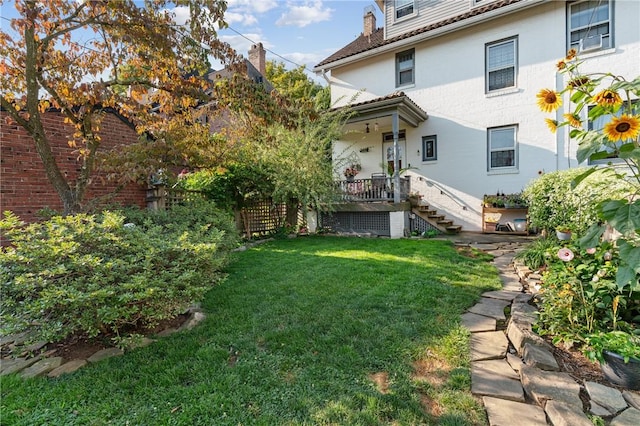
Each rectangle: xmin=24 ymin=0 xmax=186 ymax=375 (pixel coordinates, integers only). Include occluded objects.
xmin=312 ymin=0 xmax=640 ymax=237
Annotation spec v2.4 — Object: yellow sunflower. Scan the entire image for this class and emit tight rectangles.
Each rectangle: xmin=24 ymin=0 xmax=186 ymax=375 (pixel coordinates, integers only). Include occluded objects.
xmin=545 ymin=118 xmax=558 ymax=133
xmin=556 ymin=60 xmax=566 ymax=71
xmin=593 ymin=89 xmax=622 ymax=107
xmin=536 ymin=89 xmax=562 ymax=112
xmin=603 ymin=115 xmax=640 ymax=142
xmin=566 ymin=49 xmax=577 ymax=60
xmin=563 ymin=113 xmax=582 ymax=129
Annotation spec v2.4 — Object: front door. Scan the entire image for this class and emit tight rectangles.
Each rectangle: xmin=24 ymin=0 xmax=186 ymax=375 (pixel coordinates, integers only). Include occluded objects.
xmin=383 ymin=136 xmax=406 ymax=175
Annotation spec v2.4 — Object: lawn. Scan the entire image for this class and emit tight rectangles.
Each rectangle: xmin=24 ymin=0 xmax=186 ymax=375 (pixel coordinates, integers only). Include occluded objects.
xmin=1 ymin=236 xmax=500 ymax=425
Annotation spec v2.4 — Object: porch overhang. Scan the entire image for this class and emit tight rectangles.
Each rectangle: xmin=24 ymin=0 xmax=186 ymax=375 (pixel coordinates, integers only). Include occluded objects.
xmin=346 ymin=92 xmax=428 ymax=128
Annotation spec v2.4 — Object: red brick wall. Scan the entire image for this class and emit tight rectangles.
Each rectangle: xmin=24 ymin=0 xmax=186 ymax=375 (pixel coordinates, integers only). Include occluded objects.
xmin=1 ymin=110 xmax=147 ymax=223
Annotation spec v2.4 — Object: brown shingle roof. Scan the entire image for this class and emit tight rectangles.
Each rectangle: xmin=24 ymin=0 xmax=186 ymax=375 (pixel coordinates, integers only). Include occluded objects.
xmin=315 ymin=0 xmax=525 ymax=69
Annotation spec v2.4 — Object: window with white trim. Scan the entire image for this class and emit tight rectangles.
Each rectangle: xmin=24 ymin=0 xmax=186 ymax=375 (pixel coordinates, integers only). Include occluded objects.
xmin=488 ymin=125 xmax=517 ymax=170
xmin=395 ymin=0 xmax=414 ymax=19
xmin=422 ymin=135 xmax=437 ymax=161
xmin=587 ymin=100 xmax=638 ymax=164
xmin=486 ymin=37 xmax=517 ymax=92
xmin=396 ymin=49 xmax=414 ymax=87
xmin=568 ymin=0 xmax=612 ymax=52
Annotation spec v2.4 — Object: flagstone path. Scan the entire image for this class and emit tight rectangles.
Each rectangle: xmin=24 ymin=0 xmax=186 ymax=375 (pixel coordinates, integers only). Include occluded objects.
xmin=461 ymin=240 xmax=640 ymax=426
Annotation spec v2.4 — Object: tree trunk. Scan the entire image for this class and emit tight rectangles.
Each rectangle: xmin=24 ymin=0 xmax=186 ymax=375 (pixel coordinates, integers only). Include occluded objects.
xmin=24 ymin=8 xmax=82 ymax=215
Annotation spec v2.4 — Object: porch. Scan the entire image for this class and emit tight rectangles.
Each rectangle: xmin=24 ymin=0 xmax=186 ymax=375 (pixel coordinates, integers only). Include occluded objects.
xmin=335 ymin=175 xmax=410 ymax=203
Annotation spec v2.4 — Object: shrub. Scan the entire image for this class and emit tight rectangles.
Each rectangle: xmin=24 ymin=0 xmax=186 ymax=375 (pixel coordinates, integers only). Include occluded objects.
xmin=514 ymin=236 xmax=557 ymax=270
xmin=0 ymin=201 xmax=239 ymax=344
xmin=523 ymin=168 xmax=631 ymax=235
xmin=533 ymin=240 xmax=639 ymax=347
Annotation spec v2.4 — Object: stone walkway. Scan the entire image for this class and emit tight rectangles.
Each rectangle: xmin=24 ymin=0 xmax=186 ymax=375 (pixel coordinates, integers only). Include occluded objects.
xmin=456 ymin=238 xmax=640 ymax=426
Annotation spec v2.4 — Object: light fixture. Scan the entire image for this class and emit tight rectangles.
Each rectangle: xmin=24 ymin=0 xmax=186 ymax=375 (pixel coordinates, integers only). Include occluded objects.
xmin=374 ymin=122 xmax=379 ymax=132
xmin=365 ymin=123 xmax=370 ymax=133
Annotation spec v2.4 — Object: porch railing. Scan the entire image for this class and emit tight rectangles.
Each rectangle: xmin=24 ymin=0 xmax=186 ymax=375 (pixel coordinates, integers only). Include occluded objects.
xmin=336 ymin=176 xmax=410 ymax=203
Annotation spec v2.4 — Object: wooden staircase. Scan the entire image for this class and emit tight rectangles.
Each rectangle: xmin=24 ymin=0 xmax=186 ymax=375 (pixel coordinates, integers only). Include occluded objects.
xmin=413 ymin=205 xmax=462 ymax=234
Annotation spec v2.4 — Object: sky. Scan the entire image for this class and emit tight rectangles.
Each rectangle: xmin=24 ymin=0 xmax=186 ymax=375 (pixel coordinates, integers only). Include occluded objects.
xmin=215 ymin=0 xmax=380 ymax=77
xmin=0 ymin=0 xmax=381 ymax=83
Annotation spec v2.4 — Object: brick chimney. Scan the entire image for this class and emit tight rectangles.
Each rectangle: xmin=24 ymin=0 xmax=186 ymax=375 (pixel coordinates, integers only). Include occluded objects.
xmin=364 ymin=6 xmax=376 ymax=37
xmin=248 ymin=42 xmax=266 ymax=77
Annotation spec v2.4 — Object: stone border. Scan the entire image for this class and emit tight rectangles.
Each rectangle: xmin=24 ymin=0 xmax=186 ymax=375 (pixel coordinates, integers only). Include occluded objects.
xmin=463 ymin=242 xmax=640 ymax=426
xmin=0 ymin=305 xmax=206 ymax=379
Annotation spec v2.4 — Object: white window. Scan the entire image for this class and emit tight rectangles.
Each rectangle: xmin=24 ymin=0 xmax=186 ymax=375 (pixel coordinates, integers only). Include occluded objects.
xmin=396 ymin=49 xmax=414 ymax=87
xmin=422 ymin=135 xmax=437 ymax=161
xmin=488 ymin=125 xmax=517 ymax=171
xmin=568 ymin=0 xmax=612 ymax=52
xmin=486 ymin=37 xmax=517 ymax=92
xmin=395 ymin=0 xmax=414 ymax=19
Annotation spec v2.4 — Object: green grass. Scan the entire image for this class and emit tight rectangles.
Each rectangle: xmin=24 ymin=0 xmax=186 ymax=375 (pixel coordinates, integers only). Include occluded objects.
xmin=1 ymin=236 xmax=500 ymax=425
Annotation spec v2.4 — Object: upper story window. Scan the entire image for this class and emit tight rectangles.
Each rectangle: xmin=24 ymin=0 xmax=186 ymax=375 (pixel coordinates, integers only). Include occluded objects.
xmin=395 ymin=0 xmax=414 ymax=20
xmin=568 ymin=0 xmax=612 ymax=53
xmin=396 ymin=49 xmax=414 ymax=87
xmin=486 ymin=37 xmax=517 ymax=92
xmin=488 ymin=125 xmax=518 ymax=171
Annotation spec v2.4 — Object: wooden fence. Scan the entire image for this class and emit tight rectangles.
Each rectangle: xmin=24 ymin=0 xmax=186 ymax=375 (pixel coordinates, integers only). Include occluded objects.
xmin=147 ymin=185 xmax=302 ymax=238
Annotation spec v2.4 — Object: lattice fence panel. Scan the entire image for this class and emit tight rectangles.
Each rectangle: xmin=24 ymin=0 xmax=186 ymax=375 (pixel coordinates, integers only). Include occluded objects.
xmin=320 ymin=212 xmax=390 ymax=236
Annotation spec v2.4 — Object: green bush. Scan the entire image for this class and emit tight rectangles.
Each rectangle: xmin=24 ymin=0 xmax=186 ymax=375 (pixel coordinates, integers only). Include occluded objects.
xmin=533 ymin=240 xmax=639 ymax=347
xmin=523 ymin=168 xmax=632 ymax=235
xmin=0 ymin=201 xmax=239 ymax=344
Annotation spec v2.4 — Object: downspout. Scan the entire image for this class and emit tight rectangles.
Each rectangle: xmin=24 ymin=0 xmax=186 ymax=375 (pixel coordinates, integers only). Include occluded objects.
xmin=319 ymin=68 xmax=331 ymax=86
xmin=392 ymin=111 xmax=400 ymax=203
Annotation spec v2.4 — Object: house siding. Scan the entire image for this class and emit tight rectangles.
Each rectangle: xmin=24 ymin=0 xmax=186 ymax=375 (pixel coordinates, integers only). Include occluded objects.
xmin=329 ymin=0 xmax=640 ymax=231
xmin=1 ymin=110 xmax=148 ymax=224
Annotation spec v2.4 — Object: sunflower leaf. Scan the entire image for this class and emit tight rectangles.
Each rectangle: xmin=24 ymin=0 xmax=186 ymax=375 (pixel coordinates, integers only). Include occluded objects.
xmin=578 ymin=223 xmax=605 ymax=248
xmin=598 ymin=199 xmax=640 ymax=234
xmin=576 ymin=132 xmax=608 ymax=163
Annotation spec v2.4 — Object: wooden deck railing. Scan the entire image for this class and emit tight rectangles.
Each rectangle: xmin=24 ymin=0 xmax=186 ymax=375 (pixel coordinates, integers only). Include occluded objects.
xmin=335 ymin=176 xmax=410 ymax=203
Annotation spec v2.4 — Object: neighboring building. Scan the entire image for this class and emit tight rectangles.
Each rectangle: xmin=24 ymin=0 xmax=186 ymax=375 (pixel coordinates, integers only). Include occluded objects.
xmin=0 ymin=109 xmax=147 ymax=223
xmin=314 ymin=0 xmax=640 ymax=233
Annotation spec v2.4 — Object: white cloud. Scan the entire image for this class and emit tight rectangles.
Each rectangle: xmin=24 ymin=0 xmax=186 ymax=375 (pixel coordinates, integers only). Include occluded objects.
xmin=224 ymin=11 xmax=258 ymax=26
xmin=226 ymin=0 xmax=279 ymax=14
xmin=220 ymin=34 xmax=273 ymax=58
xmin=169 ymin=6 xmax=190 ymax=26
xmin=276 ymin=1 xmax=334 ymax=28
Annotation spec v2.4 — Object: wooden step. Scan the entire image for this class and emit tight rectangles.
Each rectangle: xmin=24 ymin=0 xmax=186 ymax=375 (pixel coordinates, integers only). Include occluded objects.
xmin=437 ymin=220 xmax=453 ymax=227
xmin=446 ymin=225 xmax=462 ymax=234
xmin=428 ymin=214 xmax=444 ymax=221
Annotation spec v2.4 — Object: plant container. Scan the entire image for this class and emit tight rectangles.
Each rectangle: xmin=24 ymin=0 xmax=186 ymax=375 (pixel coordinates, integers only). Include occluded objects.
xmin=601 ymin=350 xmax=640 ymax=390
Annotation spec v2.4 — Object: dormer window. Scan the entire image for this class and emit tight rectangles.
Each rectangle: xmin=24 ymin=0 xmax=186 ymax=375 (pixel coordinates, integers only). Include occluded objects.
xmin=395 ymin=0 xmax=414 ymax=20
xmin=568 ymin=0 xmax=612 ymax=52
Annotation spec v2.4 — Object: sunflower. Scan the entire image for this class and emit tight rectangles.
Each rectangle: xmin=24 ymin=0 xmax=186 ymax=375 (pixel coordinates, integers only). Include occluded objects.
xmin=545 ymin=118 xmax=558 ymax=133
xmin=603 ymin=114 xmax=640 ymax=141
xmin=563 ymin=113 xmax=582 ymax=129
xmin=556 ymin=60 xmax=566 ymax=71
xmin=536 ymin=89 xmax=562 ymax=112
xmin=566 ymin=49 xmax=577 ymax=60
xmin=568 ymin=76 xmax=590 ymax=88
xmin=592 ymin=89 xmax=622 ymax=107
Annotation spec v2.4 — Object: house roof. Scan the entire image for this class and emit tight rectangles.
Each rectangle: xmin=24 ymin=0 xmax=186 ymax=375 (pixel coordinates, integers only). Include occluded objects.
xmin=346 ymin=91 xmax=428 ymax=127
xmin=315 ymin=0 xmax=530 ymax=70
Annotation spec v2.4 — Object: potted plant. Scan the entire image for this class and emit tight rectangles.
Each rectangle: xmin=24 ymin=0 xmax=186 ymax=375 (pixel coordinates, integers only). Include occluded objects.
xmin=555 ymin=225 xmax=572 ymax=240
xmin=344 ymin=164 xmax=361 ymax=181
xmin=584 ymin=331 xmax=640 ymax=390
xmin=408 ymin=191 xmax=423 ymax=207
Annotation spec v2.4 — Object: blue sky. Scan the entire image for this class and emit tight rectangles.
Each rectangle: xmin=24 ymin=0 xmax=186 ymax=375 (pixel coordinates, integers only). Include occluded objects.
xmin=215 ymin=0 xmax=380 ymax=75
xmin=1 ymin=0 xmax=379 ymax=83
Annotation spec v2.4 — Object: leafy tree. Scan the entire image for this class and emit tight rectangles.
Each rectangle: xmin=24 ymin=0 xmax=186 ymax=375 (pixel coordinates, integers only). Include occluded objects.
xmin=266 ymin=61 xmax=330 ymax=111
xmin=0 ymin=0 xmax=237 ymax=214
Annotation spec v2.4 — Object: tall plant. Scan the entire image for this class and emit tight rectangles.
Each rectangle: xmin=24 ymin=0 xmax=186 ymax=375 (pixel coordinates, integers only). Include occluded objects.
xmin=536 ymin=49 xmax=640 ymax=290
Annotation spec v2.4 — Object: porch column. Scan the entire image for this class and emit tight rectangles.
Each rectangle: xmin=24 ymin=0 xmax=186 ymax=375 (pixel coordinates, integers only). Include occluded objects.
xmin=392 ymin=111 xmax=400 ymax=203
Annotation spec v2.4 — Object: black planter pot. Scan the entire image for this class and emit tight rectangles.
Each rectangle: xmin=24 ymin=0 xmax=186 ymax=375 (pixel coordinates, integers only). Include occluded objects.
xmin=601 ymin=350 xmax=640 ymax=390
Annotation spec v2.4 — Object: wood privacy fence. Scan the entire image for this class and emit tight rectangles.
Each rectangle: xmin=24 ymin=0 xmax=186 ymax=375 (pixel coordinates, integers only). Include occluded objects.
xmin=147 ymin=185 xmax=302 ymax=238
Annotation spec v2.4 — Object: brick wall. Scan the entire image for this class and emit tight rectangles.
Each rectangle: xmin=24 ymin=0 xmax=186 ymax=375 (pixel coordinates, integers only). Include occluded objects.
xmin=1 ymin=110 xmax=147 ymax=223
